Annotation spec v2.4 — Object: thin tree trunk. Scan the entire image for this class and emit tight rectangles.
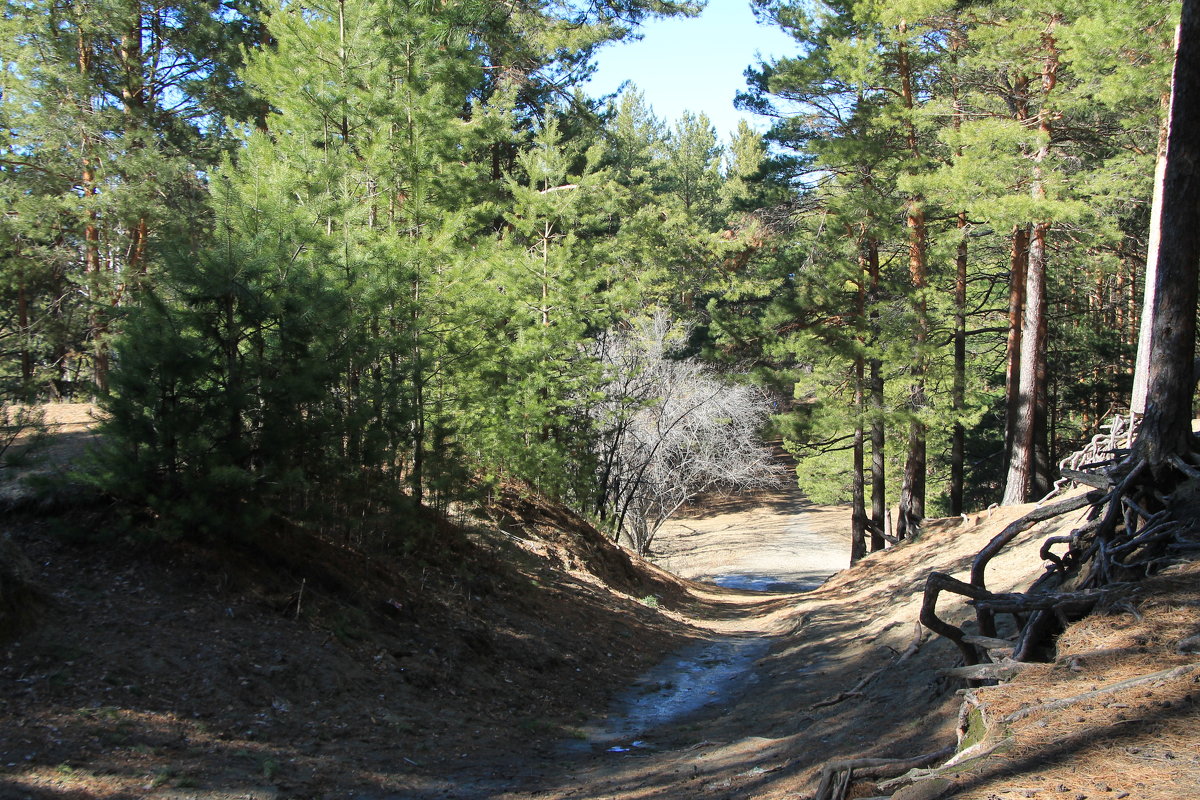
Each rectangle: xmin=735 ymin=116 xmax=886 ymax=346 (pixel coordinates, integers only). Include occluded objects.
xmin=1003 ymin=222 xmax=1048 ymax=505
xmin=896 ymin=24 xmax=927 ymax=539
xmin=16 ymin=248 xmax=33 ymax=392
xmin=852 ymin=357 xmax=867 ymax=563
xmin=950 ymin=32 xmax=969 ymax=516
xmin=1003 ymin=17 xmax=1059 ymax=504
xmin=868 ymin=238 xmax=886 ymax=552
xmin=851 ymin=247 xmax=868 ymax=564
xmin=1003 ymin=71 xmax=1033 ymax=489
xmin=78 ymin=25 xmax=106 ymax=395
xmin=121 ymin=8 xmax=148 ymax=279
xmin=1003 ymin=225 xmax=1029 ymax=481
xmin=411 ymin=281 xmax=425 ymax=507
xmin=951 ymin=212 xmax=968 ymax=515
xmin=1032 ymin=283 xmax=1053 ymax=498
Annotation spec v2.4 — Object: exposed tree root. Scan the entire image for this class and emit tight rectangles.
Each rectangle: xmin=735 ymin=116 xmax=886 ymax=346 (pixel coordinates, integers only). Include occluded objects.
xmin=921 ymin=449 xmax=1200 ymax=678
xmin=811 ymin=745 xmax=956 ymax=800
xmin=814 ymin=421 xmax=1200 ymax=800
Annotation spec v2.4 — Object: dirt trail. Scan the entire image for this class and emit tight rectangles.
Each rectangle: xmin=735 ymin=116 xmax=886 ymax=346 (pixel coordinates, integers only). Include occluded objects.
xmin=431 ymin=486 xmax=860 ymax=800
xmin=460 ymin=489 xmax=1091 ymax=800
xmin=650 ymin=487 xmax=851 ymax=593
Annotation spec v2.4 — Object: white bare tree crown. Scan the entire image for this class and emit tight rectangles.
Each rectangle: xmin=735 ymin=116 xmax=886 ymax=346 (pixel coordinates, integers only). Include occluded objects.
xmin=589 ymin=312 xmax=784 ymax=554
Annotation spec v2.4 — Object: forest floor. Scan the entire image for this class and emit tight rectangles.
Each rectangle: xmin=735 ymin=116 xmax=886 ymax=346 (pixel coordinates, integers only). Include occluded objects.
xmin=2 ymin=406 xmax=1200 ymax=799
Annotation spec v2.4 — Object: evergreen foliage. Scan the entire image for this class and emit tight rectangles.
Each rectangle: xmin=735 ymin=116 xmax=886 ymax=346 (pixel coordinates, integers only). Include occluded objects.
xmin=0 ymin=0 xmax=1183 ymax=551
xmin=730 ymin=0 xmax=1178 ymax=543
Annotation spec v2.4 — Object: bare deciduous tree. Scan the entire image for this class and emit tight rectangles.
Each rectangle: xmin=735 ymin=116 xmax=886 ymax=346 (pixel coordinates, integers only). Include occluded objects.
xmin=590 ymin=313 xmax=782 ymax=555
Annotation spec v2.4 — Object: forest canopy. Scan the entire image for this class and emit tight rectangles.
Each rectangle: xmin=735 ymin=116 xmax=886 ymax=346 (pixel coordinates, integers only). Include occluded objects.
xmin=0 ymin=0 xmax=1184 ymax=553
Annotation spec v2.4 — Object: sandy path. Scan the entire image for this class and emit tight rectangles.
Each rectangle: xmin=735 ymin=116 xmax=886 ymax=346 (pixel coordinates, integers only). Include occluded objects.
xmin=479 ymin=490 xmax=1082 ymax=800
xmin=650 ymin=486 xmax=851 ymax=593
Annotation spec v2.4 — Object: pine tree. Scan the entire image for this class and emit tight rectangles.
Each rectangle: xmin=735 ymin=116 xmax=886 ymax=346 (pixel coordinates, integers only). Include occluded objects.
xmin=0 ymin=0 xmax=263 ymax=395
xmin=665 ymin=111 xmax=723 ymax=223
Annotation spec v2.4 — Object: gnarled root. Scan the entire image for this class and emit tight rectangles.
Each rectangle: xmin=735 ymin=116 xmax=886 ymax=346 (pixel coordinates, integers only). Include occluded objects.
xmin=921 ymin=451 xmax=1200 ymax=678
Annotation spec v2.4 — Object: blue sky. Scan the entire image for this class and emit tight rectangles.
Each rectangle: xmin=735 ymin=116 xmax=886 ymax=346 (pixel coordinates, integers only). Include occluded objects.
xmin=584 ymin=0 xmax=799 ymax=143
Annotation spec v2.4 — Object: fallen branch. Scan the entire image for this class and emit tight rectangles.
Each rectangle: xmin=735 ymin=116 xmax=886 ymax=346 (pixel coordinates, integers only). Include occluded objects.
xmin=961 ymin=634 xmax=1016 ymax=651
xmin=940 ymin=659 xmax=1030 ymax=681
xmin=1058 ymin=646 xmax=1143 ymax=671
xmin=877 ymin=743 xmax=1004 ymax=792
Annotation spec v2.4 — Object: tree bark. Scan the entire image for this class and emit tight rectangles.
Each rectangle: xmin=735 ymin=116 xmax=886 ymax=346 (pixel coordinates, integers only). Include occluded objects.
xmin=1033 ymin=294 xmax=1053 ymax=498
xmin=1003 ymin=220 xmax=1048 ymax=505
xmin=121 ymin=6 xmax=149 ymax=279
xmin=1003 ymin=17 xmax=1059 ymax=504
xmin=1136 ymin=0 xmax=1200 ymax=466
xmin=1003 ymin=224 xmax=1029 ymax=481
xmin=17 ymin=253 xmax=33 ymax=392
xmin=78 ymin=24 xmax=106 ymax=395
xmin=951 ymin=212 xmax=968 ymax=515
xmin=896 ymin=24 xmax=927 ymax=539
xmin=852 ymin=355 xmax=867 ymax=563
xmin=1131 ymin=91 xmax=1174 ymax=415
xmin=868 ymin=238 xmax=886 ymax=551
xmin=851 ymin=251 xmax=868 ymax=563
xmin=950 ymin=31 xmax=969 ymax=516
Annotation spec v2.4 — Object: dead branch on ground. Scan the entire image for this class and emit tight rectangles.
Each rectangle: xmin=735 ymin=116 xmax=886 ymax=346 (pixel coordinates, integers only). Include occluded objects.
xmin=1001 ymin=662 xmax=1200 ymax=723
xmin=811 ymin=745 xmax=955 ymax=800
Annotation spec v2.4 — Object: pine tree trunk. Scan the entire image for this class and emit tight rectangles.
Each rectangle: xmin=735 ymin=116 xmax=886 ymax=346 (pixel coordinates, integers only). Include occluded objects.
xmin=412 ymin=280 xmax=425 ymax=508
xmin=1136 ymin=0 xmax=1200 ymax=466
xmin=867 ymin=238 xmax=886 ymax=552
xmin=1003 ymin=19 xmax=1059 ymax=504
xmin=1003 ymin=221 xmax=1049 ymax=505
xmin=78 ymin=27 xmax=106 ymax=395
xmin=851 ymin=355 xmax=867 ymax=563
xmin=951 ymin=212 xmax=968 ymax=515
xmin=1003 ymin=73 xmax=1032 ymax=490
xmin=17 ymin=256 xmax=32 ymax=393
xmin=870 ymin=360 xmax=886 ymax=551
xmin=1003 ymin=225 xmax=1029 ymax=482
xmin=851 ymin=258 xmax=868 ymax=563
xmin=950 ymin=35 xmax=969 ymax=515
xmin=1033 ymin=289 xmax=1053 ymax=498
xmin=121 ymin=9 xmax=148 ymax=279
xmin=1131 ymin=91 xmax=1174 ymax=415
xmin=898 ymin=198 xmax=928 ymax=537
xmin=896 ymin=26 xmax=927 ymax=539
